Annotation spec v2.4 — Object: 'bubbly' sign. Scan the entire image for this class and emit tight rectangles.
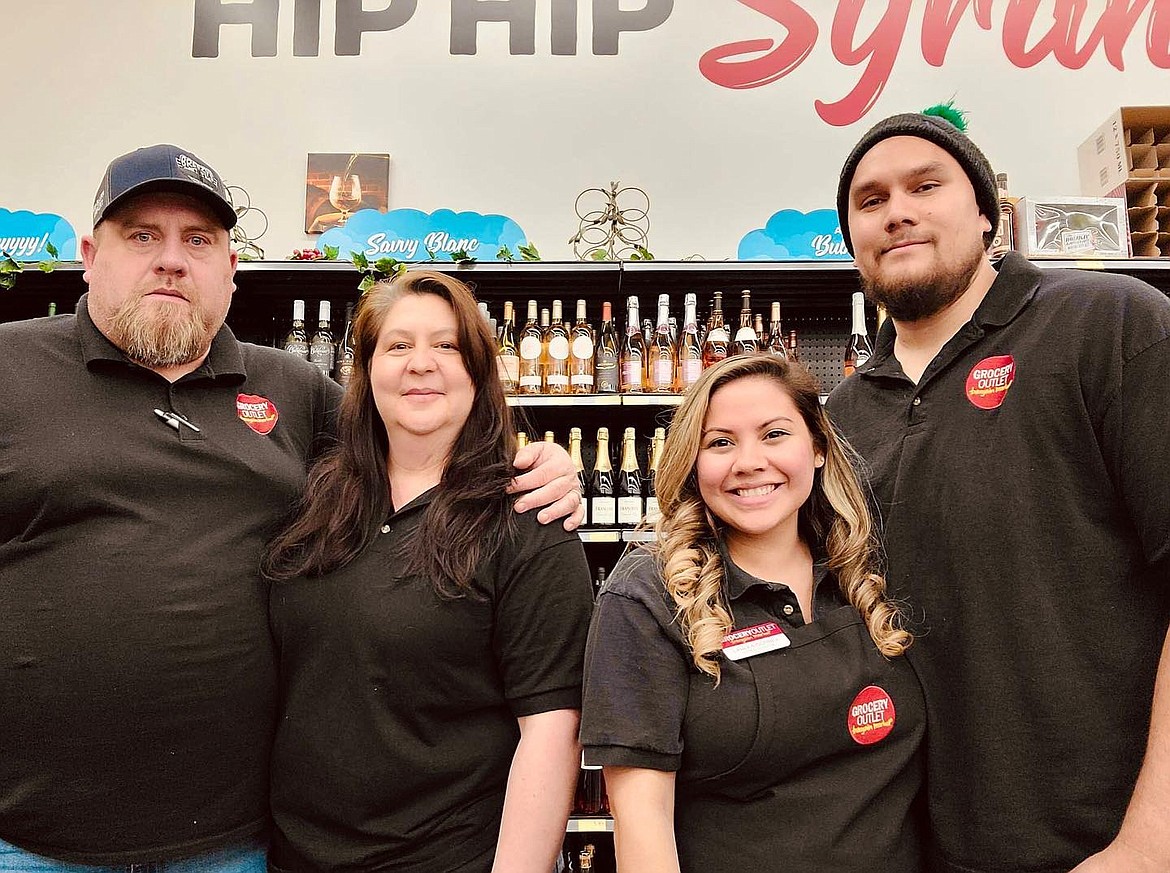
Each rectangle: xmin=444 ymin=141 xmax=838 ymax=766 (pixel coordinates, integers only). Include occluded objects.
xmin=738 ymin=209 xmax=850 ymax=261
xmin=0 ymin=209 xmax=77 ymax=262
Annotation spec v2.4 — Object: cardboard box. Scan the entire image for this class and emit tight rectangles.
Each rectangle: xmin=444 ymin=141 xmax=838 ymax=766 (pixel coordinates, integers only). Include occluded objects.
xmin=1015 ymin=196 xmax=1129 ymax=258
xmin=1078 ymin=106 xmax=1170 ymax=197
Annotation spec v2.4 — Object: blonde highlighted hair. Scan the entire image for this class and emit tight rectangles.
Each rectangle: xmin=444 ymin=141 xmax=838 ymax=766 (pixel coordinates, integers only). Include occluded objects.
xmin=650 ymin=354 xmax=910 ymax=683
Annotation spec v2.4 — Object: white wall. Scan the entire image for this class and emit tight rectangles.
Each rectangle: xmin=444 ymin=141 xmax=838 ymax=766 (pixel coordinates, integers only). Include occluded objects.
xmin=4 ymin=0 xmax=1169 ymax=259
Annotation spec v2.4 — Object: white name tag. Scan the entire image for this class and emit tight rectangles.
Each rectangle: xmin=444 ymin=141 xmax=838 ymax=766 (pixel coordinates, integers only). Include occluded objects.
xmin=721 ymin=621 xmax=790 ymax=661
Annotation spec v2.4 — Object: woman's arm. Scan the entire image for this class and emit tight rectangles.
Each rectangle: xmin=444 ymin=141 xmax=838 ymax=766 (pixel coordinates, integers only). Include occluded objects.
xmin=492 ymin=708 xmax=581 ymax=873
xmin=606 ymin=766 xmax=680 ymax=873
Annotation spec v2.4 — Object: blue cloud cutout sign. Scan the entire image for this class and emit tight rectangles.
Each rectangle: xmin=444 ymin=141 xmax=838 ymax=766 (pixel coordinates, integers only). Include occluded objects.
xmin=738 ymin=209 xmax=850 ymax=261
xmin=0 ymin=208 xmax=77 ymax=261
xmin=318 ymin=208 xmax=528 ymax=262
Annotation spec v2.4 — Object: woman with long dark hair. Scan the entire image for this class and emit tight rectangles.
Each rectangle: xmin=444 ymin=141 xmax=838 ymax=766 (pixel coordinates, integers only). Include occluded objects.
xmin=580 ymin=354 xmax=926 ymax=872
xmin=264 ymin=271 xmax=593 ymax=873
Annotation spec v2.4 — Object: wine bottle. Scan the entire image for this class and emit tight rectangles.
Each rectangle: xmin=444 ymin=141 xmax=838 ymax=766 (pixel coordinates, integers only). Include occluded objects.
xmin=595 ymin=301 xmax=620 ymax=394
xmin=765 ymin=301 xmax=788 ymax=359
xmin=701 ymin=291 xmax=729 ymax=368
xmin=335 ymin=302 xmax=356 ymax=386
xmin=590 ymin=428 xmax=616 ymax=528
xmin=47 ymin=302 xmax=57 ymax=317
xmin=644 ymin=426 xmax=666 ymax=523
xmin=990 ymin=172 xmax=1017 ymax=257
xmin=648 ymin=294 xmax=677 ymax=393
xmin=787 ymin=329 xmax=801 ymax=363
xmin=539 ymin=307 xmax=552 ymax=392
xmin=308 ymin=300 xmax=335 ymax=376
xmin=545 ymin=299 xmax=571 ymax=395
xmin=283 ymin=299 xmax=310 ymax=359
xmin=516 ymin=431 xmax=529 ymax=450
xmin=678 ymin=292 xmax=703 ymax=391
xmin=569 ymin=427 xmax=589 ymax=527
xmin=616 ymin=426 xmax=643 ymax=526
xmin=497 ymin=300 xmax=520 ymax=394
xmin=517 ymin=300 xmax=543 ymax=395
xmin=843 ymin=291 xmax=874 ymax=377
xmin=569 ymin=299 xmax=595 ymax=394
xmin=731 ymin=289 xmax=758 ymax=355
xmin=621 ymin=296 xmax=647 ymax=393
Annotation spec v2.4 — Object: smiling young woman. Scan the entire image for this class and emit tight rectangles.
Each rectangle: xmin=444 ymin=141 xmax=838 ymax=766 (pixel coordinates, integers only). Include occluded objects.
xmin=580 ymin=353 xmax=923 ymax=873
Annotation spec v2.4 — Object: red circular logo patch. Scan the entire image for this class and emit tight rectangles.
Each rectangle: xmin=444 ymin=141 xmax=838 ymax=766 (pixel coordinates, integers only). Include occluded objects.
xmin=236 ymin=393 xmax=279 ymax=435
xmin=965 ymin=354 xmax=1015 ymax=410
xmin=847 ymin=685 xmax=896 ymax=746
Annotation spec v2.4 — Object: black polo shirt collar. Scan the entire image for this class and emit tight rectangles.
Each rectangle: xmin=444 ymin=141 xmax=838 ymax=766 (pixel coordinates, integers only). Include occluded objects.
xmin=858 ymin=252 xmax=1042 ymax=383
xmin=74 ymin=292 xmax=247 ymax=384
xmin=716 ymin=538 xmax=842 ymax=624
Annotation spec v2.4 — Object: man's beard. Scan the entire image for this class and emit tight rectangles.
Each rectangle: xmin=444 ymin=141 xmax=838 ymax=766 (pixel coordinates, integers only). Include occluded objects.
xmin=105 ymin=295 xmax=215 ymax=368
xmin=861 ymin=240 xmax=985 ymax=322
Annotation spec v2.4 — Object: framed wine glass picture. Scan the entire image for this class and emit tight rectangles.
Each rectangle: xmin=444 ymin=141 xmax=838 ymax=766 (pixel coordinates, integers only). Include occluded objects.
xmin=306 ymin=153 xmax=391 ymax=234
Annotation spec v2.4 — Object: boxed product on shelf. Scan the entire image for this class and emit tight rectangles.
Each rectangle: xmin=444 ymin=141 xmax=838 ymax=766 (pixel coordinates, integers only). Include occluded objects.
xmin=1078 ymin=106 xmax=1170 ymax=198
xmin=1014 ymin=196 xmax=1129 ymax=258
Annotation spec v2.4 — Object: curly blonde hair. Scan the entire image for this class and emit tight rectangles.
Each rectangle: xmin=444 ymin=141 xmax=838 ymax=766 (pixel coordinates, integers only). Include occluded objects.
xmin=650 ymin=354 xmax=910 ymax=684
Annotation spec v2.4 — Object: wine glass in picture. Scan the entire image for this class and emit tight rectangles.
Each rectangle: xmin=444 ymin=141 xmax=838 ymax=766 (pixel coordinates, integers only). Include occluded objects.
xmin=329 ymin=174 xmax=362 ymax=225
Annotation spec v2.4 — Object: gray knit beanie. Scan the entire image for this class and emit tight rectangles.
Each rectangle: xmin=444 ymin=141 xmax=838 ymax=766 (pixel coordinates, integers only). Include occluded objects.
xmin=836 ymin=112 xmax=999 ymax=255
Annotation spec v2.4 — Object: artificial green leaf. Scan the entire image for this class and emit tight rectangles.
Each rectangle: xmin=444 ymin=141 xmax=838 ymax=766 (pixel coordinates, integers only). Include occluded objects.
xmin=46 ymin=242 xmax=59 ymax=259
xmin=38 ymin=261 xmax=56 ymax=272
xmin=374 ymin=257 xmax=400 ymax=275
xmin=358 ymin=275 xmax=376 ymax=292
xmin=450 ymin=249 xmax=476 ymax=263
xmin=497 ymin=245 xmax=515 ymax=262
xmin=323 ymin=244 xmax=339 ymax=260
xmin=590 ymin=249 xmax=609 ymax=261
xmin=352 ymin=251 xmax=370 ymax=270
xmin=425 ymin=247 xmax=438 ymax=260
xmin=518 ymin=242 xmax=541 ymax=261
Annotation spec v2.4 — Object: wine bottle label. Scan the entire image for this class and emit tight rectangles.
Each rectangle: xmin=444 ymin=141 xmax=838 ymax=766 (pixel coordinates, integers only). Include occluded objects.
xmin=519 ymin=336 xmax=542 ymax=359
xmin=518 ymin=374 xmax=542 ymax=388
xmin=499 ymin=355 xmax=520 ymax=381
xmin=645 ymin=496 xmax=661 ymax=523
xmin=680 ymin=359 xmax=702 ymax=384
xmin=546 ymin=373 xmax=569 ymax=387
xmin=284 ymin=340 xmax=309 ymax=358
xmin=571 ymin=374 xmax=595 ymax=387
xmin=571 ymin=335 xmax=594 ymax=360
xmin=707 ymin=327 xmax=729 ymax=343
xmin=336 ymin=360 xmax=355 ymax=386
xmin=548 ymin=336 xmax=570 ymax=360
xmin=652 ymin=360 xmax=673 ymax=388
xmin=617 ymin=496 xmax=643 ymax=525
xmin=596 ymin=364 xmax=619 ymax=393
xmin=621 ymin=360 xmax=643 ymax=390
xmin=734 ymin=326 xmax=756 ymax=343
xmin=590 ymin=497 xmax=617 ymax=526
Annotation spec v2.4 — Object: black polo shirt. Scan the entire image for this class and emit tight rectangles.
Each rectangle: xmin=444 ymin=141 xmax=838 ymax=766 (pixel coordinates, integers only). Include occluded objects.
xmin=827 ymin=253 xmax=1170 ymax=873
xmin=0 ymin=296 xmax=340 ymax=864
xmin=268 ymin=488 xmax=594 ymax=873
xmin=580 ymin=547 xmax=925 ymax=872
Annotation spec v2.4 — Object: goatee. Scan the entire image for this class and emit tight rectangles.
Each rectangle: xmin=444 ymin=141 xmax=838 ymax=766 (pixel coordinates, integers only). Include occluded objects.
xmin=861 ymin=244 xmax=985 ymax=322
xmin=105 ymin=296 xmax=214 ymax=368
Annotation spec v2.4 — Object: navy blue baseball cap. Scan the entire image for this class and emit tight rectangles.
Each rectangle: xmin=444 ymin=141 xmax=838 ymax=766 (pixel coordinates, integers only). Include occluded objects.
xmin=92 ymin=144 xmax=238 ymax=229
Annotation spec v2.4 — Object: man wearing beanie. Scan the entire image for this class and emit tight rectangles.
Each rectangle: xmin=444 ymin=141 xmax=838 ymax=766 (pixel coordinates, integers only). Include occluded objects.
xmin=827 ymin=110 xmax=1170 ymax=873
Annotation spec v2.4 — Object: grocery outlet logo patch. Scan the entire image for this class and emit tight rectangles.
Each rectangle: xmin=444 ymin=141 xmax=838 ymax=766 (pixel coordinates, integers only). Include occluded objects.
xmin=965 ymin=355 xmax=1015 ymax=410
xmin=237 ymin=394 xmax=279 ymax=435
xmin=847 ymin=685 xmax=896 ymax=746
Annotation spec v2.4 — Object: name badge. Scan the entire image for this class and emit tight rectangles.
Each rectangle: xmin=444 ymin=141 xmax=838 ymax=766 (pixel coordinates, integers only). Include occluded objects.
xmin=721 ymin=621 xmax=790 ymax=661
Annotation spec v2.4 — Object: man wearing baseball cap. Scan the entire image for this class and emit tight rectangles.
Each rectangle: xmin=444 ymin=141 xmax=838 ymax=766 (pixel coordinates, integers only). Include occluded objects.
xmin=827 ymin=111 xmax=1170 ymax=872
xmin=0 ymin=145 xmax=582 ymax=870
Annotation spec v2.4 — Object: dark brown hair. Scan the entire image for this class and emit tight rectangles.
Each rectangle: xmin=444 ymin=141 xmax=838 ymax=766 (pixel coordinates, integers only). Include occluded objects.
xmin=263 ymin=270 xmax=517 ymax=595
